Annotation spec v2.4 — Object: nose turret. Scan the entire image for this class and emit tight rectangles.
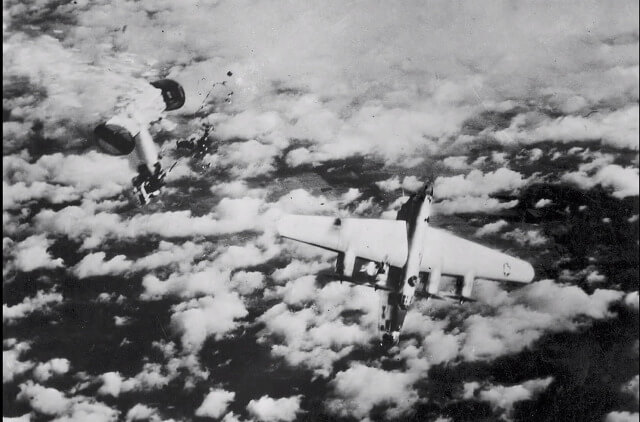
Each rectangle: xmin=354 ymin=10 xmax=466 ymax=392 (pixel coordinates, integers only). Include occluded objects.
xmin=380 ymin=332 xmax=400 ymax=350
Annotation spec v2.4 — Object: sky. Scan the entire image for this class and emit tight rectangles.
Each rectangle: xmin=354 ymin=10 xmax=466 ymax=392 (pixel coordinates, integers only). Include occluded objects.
xmin=3 ymin=1 xmax=639 ymax=421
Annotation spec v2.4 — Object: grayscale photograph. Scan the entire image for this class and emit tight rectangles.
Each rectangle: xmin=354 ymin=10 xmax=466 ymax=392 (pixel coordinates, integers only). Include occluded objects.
xmin=3 ymin=1 xmax=639 ymax=421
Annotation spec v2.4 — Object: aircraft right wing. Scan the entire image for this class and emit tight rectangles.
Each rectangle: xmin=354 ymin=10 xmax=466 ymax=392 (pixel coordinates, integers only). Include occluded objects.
xmin=277 ymin=215 xmax=408 ymax=268
xmin=420 ymin=227 xmax=534 ymax=283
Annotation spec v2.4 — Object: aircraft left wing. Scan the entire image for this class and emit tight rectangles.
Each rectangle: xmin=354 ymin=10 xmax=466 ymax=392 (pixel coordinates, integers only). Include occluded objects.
xmin=277 ymin=215 xmax=408 ymax=268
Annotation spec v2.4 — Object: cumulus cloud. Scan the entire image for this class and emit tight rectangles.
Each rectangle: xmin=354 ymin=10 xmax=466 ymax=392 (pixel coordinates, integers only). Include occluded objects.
xmin=268 ymin=275 xmax=318 ymax=305
xmin=258 ymin=282 xmax=378 ymax=378
xmin=74 ymin=240 xmax=206 ymax=280
xmin=327 ymin=363 xmax=419 ymax=419
xmin=443 ymin=156 xmax=471 ymax=170
xmin=465 ymin=377 xmax=553 ymax=419
xmin=195 ymin=388 xmax=236 ymax=419
xmin=125 ymin=404 xmax=160 ymax=422
xmin=16 ymin=380 xmax=119 ymax=421
xmin=434 ymin=168 xmax=530 ymax=199
xmin=376 ymin=176 xmax=424 ymax=193
xmin=33 ymin=358 xmax=71 ymax=382
xmin=204 ymin=140 xmax=280 ymax=178
xmin=3 ymin=290 xmax=63 ymax=324
xmin=2 ymin=414 xmax=31 ymax=422
xmin=17 ymin=381 xmax=70 ymax=416
xmin=96 ymin=357 xmax=204 ymax=398
xmin=11 ymin=234 xmax=63 ymax=272
xmin=501 ymin=228 xmax=549 ymax=247
xmin=33 ymin=196 xmax=269 ymax=249
xmin=72 ymin=252 xmax=132 ymax=279
xmin=3 ymin=153 xmax=134 ymax=202
xmin=6 ymin=0 xmax=638 ymax=165
xmin=605 ymin=411 xmax=640 ymax=422
xmin=474 ymin=219 xmax=509 ymax=237
xmin=459 ymin=280 xmax=625 ymax=361
xmin=3 ymin=1 xmax=639 ymax=420
xmin=433 ymin=196 xmax=519 ymax=215
xmin=246 ymin=395 xmax=302 ymax=422
xmin=534 ymin=198 xmax=553 ymax=208
xmin=170 ymin=294 xmax=248 ymax=353
xmin=563 ymin=164 xmax=639 ymax=198
xmin=3 ymin=181 xmax=79 ymax=210
xmin=3 ymin=341 xmax=34 ymax=383
xmin=494 ymin=106 xmax=639 ymax=150
xmin=624 ymin=292 xmax=639 ymax=312
xmin=210 ymin=180 xmax=267 ymax=199
xmin=134 ymin=241 xmax=205 ymax=271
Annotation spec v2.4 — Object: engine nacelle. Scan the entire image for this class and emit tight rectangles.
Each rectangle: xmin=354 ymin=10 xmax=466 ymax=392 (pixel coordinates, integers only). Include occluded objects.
xmin=427 ymin=268 xmax=442 ymax=296
xmin=462 ymin=272 xmax=475 ymax=298
xmin=336 ymin=249 xmax=356 ymax=278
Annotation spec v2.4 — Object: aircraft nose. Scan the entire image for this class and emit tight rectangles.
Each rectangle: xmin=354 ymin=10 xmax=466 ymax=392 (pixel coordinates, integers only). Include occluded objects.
xmin=380 ymin=334 xmax=395 ymax=350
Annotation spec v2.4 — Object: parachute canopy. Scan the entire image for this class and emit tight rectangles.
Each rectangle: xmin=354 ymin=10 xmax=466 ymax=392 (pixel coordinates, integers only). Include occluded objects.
xmin=150 ymin=79 xmax=185 ymax=111
xmin=94 ymin=123 xmax=135 ymax=156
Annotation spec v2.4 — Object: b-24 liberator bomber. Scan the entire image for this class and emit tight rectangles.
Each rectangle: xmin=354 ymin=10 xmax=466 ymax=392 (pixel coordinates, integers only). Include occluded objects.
xmin=277 ymin=183 xmax=534 ymax=348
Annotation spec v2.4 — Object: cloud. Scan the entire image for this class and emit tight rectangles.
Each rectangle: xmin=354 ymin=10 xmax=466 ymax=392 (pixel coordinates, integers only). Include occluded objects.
xmin=133 ymin=241 xmax=205 ymax=271
xmin=258 ymin=283 xmax=378 ymax=378
xmin=474 ymin=220 xmax=509 ymax=237
xmin=534 ymin=198 xmax=553 ymax=208
xmin=72 ymin=252 xmax=132 ymax=278
xmin=3 ymin=1 xmax=639 ymax=420
xmin=466 ymin=377 xmax=553 ymax=419
xmin=268 ymin=275 xmax=318 ymax=305
xmin=434 ymin=168 xmax=530 ymax=199
xmin=3 ymin=181 xmax=79 ymax=210
xmin=246 ymin=395 xmax=302 ymax=422
xmin=195 ymin=388 xmax=236 ymax=419
xmin=33 ymin=358 xmax=71 ymax=382
xmin=170 ymin=294 xmax=248 ymax=353
xmin=624 ymin=292 xmax=639 ymax=312
xmin=494 ymin=106 xmax=640 ymax=151
xmin=140 ymin=266 xmax=230 ymax=301
xmin=271 ymin=259 xmax=331 ymax=284
xmin=501 ymin=228 xmax=549 ymax=247
xmin=3 ymin=153 xmax=134 ymax=201
xmin=274 ymin=189 xmax=338 ymax=215
xmin=3 ymin=290 xmax=63 ymax=324
xmin=2 ymin=414 xmax=31 ymax=422
xmin=97 ymin=357 xmax=203 ymax=398
xmin=230 ymin=271 xmax=266 ymax=295
xmin=33 ymin=196 xmax=268 ymax=249
xmin=210 ymin=180 xmax=267 ymax=199
xmin=204 ymin=140 xmax=280 ymax=178
xmin=443 ymin=156 xmax=471 ymax=170
xmin=459 ymin=280 xmax=625 ymax=361
xmin=125 ymin=404 xmax=160 ymax=422
xmin=327 ymin=363 xmax=419 ymax=420
xmin=376 ymin=176 xmax=424 ymax=193
xmin=3 ymin=341 xmax=34 ymax=383
xmin=563 ymin=164 xmax=639 ymax=198
xmin=605 ymin=411 xmax=640 ymax=422
xmin=17 ymin=381 xmax=70 ymax=416
xmin=433 ymin=196 xmax=519 ymax=215
xmin=11 ymin=234 xmax=63 ymax=272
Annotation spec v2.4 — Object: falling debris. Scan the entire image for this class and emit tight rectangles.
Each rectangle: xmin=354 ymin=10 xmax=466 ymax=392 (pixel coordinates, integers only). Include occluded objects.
xmin=176 ymin=124 xmax=214 ymax=163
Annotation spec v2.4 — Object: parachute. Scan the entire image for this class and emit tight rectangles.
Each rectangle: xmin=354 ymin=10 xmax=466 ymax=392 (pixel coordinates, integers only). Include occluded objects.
xmin=150 ymin=79 xmax=185 ymax=111
xmin=93 ymin=123 xmax=135 ymax=156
